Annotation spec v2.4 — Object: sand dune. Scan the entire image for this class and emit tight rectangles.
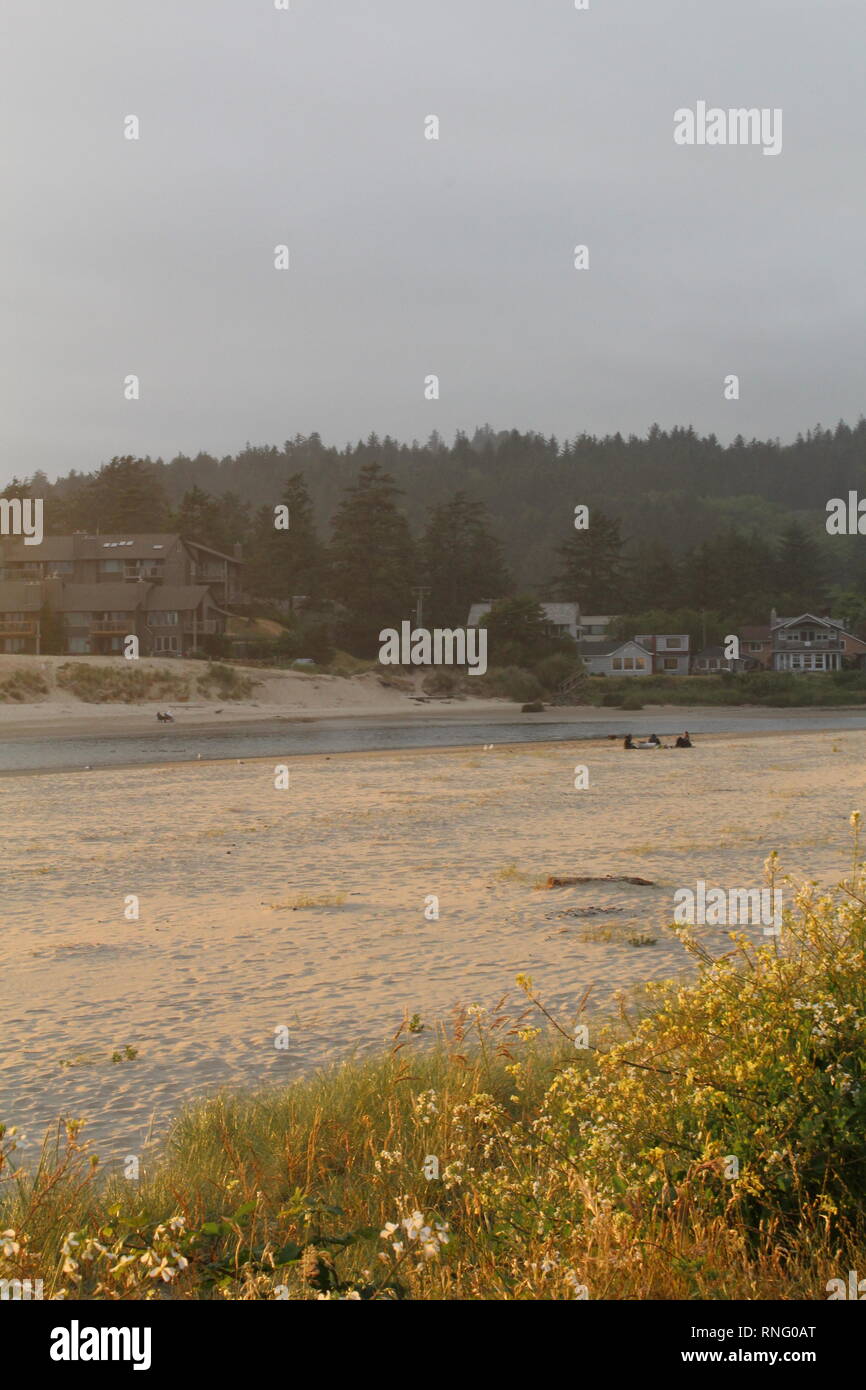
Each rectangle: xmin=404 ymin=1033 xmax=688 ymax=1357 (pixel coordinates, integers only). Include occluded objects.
xmin=1 ymin=728 xmax=862 ymax=1165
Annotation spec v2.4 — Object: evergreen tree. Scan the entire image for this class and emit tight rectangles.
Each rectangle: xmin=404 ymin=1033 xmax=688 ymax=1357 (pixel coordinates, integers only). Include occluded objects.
xmin=68 ymin=457 xmax=172 ymax=533
xmin=176 ymin=486 xmax=221 ymax=546
xmin=552 ymin=510 xmax=626 ymax=610
xmin=246 ymin=473 xmax=325 ymax=602
xmin=627 ymin=539 xmax=681 ymax=610
xmin=419 ymin=491 xmax=512 ymax=627
xmin=481 ymin=595 xmax=560 ymax=668
xmin=329 ymin=462 xmax=415 ymax=656
xmin=776 ymin=521 xmax=826 ymax=611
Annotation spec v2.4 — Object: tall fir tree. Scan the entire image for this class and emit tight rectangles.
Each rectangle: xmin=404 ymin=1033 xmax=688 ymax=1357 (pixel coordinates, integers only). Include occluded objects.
xmin=419 ymin=491 xmax=512 ymax=627
xmin=68 ymin=457 xmax=172 ymax=533
xmin=776 ymin=521 xmax=826 ymax=612
xmin=552 ymin=509 xmax=626 ymax=611
xmin=246 ymin=473 xmax=325 ymax=602
xmin=329 ymin=462 xmax=415 ymax=655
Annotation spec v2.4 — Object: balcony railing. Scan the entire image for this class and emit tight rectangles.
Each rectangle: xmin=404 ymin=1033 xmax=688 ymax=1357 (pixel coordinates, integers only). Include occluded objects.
xmin=777 ymin=637 xmax=843 ymax=650
xmin=90 ymin=621 xmax=132 ymax=634
xmin=0 ymin=620 xmax=36 ymax=635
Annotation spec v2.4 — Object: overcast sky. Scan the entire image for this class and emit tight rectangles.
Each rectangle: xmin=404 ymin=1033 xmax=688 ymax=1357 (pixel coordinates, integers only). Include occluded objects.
xmin=1 ymin=0 xmax=864 ymax=483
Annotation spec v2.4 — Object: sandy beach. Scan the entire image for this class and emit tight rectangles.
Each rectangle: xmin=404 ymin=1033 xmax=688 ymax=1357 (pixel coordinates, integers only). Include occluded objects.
xmin=1 ymin=726 xmax=863 ymax=1164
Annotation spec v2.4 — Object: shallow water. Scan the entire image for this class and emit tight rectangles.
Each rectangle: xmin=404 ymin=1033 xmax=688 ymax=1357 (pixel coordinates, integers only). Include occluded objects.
xmin=1 ymin=708 xmax=864 ymax=774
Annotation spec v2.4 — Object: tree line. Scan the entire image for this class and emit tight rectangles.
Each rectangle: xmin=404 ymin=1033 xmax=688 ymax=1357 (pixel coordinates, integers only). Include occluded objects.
xmin=4 ymin=416 xmax=866 ymax=655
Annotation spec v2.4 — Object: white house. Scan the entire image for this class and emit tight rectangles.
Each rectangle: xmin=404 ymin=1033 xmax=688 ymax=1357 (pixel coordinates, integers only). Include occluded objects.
xmin=467 ymin=601 xmax=581 ymax=641
xmin=576 ymin=639 xmax=653 ymax=676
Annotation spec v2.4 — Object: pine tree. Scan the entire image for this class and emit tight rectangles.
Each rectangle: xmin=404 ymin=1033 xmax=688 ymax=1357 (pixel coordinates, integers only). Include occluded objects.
xmin=552 ymin=510 xmax=626 ymax=610
xmin=247 ymin=473 xmax=324 ymax=602
xmin=776 ymin=521 xmax=826 ymax=611
xmin=329 ymin=462 xmax=415 ymax=655
xmin=69 ymin=457 xmax=172 ymax=533
xmin=419 ymin=492 xmax=512 ymax=627
xmin=176 ymin=486 xmax=221 ymax=546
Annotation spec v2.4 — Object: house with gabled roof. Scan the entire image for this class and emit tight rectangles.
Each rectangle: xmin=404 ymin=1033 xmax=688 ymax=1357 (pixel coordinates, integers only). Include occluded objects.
xmin=0 ymin=532 xmax=242 ymax=606
xmin=576 ymin=638 xmax=653 ymax=676
xmin=769 ymin=612 xmax=866 ymax=672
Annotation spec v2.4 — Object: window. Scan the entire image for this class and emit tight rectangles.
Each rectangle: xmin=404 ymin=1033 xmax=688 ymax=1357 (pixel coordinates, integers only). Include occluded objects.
xmin=150 ymin=611 xmax=179 ymax=625
xmin=748 ymin=642 xmax=762 ymax=652
xmin=154 ymin=634 xmax=179 ymax=653
xmin=664 ymin=637 xmax=684 ymax=649
xmin=67 ymin=637 xmax=90 ymax=654
xmin=98 ymin=559 xmax=123 ymax=573
xmin=635 ymin=658 xmax=646 ymax=669
xmin=612 ymin=657 xmax=623 ymax=670
xmin=623 ymin=657 xmax=635 ymax=670
xmin=663 ymin=657 xmax=679 ymax=670
xmin=64 ymin=612 xmax=91 ymax=625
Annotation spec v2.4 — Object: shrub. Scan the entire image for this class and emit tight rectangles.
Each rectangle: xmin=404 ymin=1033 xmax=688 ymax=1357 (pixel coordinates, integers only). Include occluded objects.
xmin=422 ymin=669 xmax=460 ymax=697
xmin=55 ymin=662 xmax=190 ymax=704
xmin=535 ymin=652 xmax=583 ymax=692
xmin=196 ymin=663 xmax=259 ymax=701
xmin=0 ymin=668 xmax=49 ymax=702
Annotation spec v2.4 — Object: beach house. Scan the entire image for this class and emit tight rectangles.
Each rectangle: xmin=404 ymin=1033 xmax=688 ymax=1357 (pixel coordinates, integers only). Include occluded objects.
xmin=0 ymin=532 xmax=243 ymax=606
xmin=576 ymin=638 xmax=653 ymax=676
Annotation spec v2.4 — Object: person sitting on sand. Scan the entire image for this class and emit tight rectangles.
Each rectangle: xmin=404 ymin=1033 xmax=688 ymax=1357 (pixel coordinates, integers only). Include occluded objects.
xmin=624 ymin=734 xmax=636 ymax=749
xmin=647 ymin=733 xmax=661 ymax=746
xmin=675 ymin=731 xmax=693 ymax=748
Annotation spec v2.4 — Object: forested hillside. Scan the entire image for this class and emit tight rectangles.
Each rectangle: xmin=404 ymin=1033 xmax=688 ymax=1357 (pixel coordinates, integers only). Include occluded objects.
xmin=5 ymin=419 xmax=866 ymax=633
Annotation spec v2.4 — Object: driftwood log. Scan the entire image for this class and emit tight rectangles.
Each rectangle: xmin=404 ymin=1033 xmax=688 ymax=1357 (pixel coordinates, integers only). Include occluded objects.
xmin=544 ymin=874 xmax=655 ymax=888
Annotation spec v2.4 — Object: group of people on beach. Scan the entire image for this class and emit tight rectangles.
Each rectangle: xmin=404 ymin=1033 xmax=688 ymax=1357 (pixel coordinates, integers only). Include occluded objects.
xmin=623 ymin=731 xmax=692 ymax=750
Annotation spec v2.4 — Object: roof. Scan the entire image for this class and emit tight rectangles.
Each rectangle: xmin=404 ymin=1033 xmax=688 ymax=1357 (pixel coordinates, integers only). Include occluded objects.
xmin=0 ymin=536 xmax=76 ymax=561
xmin=0 ymin=532 xmax=241 ymax=564
xmin=0 ymin=581 xmax=43 ymax=611
xmin=740 ymin=626 xmax=771 ymax=640
xmin=773 ymin=612 xmax=844 ymax=632
xmin=144 ymin=586 xmax=211 ymax=611
xmin=541 ymin=603 xmax=579 ymax=627
xmin=577 ymin=639 xmax=651 ymax=657
xmin=181 ymin=538 xmax=241 ymax=563
xmin=467 ymin=601 xmax=579 ymax=628
xmin=694 ymin=645 xmax=726 ymax=659
xmin=467 ymin=602 xmax=492 ymax=626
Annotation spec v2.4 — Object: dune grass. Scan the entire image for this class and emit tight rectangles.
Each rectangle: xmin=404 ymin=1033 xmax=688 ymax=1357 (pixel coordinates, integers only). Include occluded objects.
xmin=56 ymin=662 xmax=191 ymax=704
xmin=3 ymin=839 xmax=866 ymax=1300
xmin=0 ymin=668 xmax=49 ymax=702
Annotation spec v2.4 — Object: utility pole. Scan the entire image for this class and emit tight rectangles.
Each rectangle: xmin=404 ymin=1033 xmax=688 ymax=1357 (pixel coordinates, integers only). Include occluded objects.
xmin=412 ymin=585 xmax=431 ymax=629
